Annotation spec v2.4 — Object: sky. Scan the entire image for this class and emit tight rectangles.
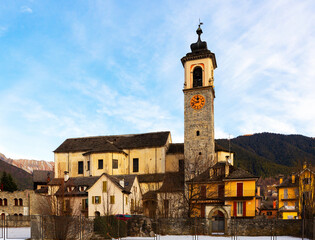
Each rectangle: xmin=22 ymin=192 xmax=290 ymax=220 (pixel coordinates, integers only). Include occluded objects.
xmin=0 ymin=0 xmax=314 ymax=162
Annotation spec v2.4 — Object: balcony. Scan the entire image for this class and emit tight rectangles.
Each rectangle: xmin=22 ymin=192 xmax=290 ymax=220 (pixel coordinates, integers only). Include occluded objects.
xmin=224 ymin=190 xmax=256 ymax=200
xmin=279 ymin=194 xmax=298 ymax=201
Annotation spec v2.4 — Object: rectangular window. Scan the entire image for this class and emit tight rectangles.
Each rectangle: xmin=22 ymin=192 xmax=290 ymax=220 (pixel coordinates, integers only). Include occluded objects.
xmin=112 ymin=159 xmax=118 ymax=169
xmin=87 ymin=161 xmax=90 ymax=171
xmin=78 ymin=161 xmax=83 ymax=174
xmin=303 ymin=178 xmax=311 ymax=184
xmin=237 ymin=183 xmax=243 ymax=197
xmin=102 ymin=181 xmax=107 ymax=192
xmin=82 ymin=198 xmax=88 ymax=210
xmin=98 ymin=159 xmax=103 ymax=169
xmin=133 ymin=158 xmax=139 ymax=172
xmin=164 ymin=200 xmax=169 ymax=217
xmin=218 ymin=185 xmax=225 ymax=198
xmin=237 ymin=202 xmax=243 ymax=216
xmin=93 ymin=196 xmax=101 ymax=204
xmin=110 ymin=195 xmax=115 ymax=204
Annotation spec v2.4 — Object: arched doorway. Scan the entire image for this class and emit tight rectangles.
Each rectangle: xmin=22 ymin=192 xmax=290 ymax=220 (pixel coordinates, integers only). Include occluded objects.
xmin=210 ymin=210 xmax=225 ymax=233
xmin=95 ymin=211 xmax=100 ymax=217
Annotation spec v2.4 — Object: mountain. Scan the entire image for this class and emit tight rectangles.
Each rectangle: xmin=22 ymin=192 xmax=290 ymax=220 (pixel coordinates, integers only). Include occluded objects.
xmin=0 ymin=159 xmax=33 ymax=190
xmin=216 ymin=133 xmax=315 ymax=177
xmin=0 ymin=153 xmax=54 ymax=174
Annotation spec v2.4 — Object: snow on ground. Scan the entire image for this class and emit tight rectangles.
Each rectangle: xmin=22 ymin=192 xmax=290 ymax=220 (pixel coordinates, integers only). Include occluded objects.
xmin=0 ymin=227 xmax=31 ymax=240
xmin=122 ymin=236 xmax=303 ymax=240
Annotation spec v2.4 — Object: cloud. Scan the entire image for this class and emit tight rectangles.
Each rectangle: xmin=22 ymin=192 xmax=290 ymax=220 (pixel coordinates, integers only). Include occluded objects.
xmin=20 ymin=6 xmax=33 ymax=13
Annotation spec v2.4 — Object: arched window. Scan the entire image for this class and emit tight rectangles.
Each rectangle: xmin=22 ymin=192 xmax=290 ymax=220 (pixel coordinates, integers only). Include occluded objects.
xmin=19 ymin=199 xmax=23 ymax=206
xmin=193 ymin=67 xmax=203 ymax=87
xmin=0 ymin=199 xmax=2 ymax=206
xmin=14 ymin=198 xmax=18 ymax=206
xmin=4 ymin=198 xmax=7 ymax=206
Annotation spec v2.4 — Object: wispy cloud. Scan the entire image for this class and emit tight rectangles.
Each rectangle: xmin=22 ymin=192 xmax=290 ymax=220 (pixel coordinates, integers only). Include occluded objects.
xmin=20 ymin=6 xmax=33 ymax=13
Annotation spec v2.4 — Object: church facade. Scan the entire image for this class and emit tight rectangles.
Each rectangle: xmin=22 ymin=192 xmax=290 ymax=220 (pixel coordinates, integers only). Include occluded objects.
xmin=51 ymin=25 xmax=242 ymax=221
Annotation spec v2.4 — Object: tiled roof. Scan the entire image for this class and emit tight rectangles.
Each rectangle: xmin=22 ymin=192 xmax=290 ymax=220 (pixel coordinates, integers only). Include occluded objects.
xmin=55 ymin=176 xmax=99 ymax=197
xmin=167 ymin=143 xmax=184 ymax=154
xmin=277 ymin=176 xmax=299 ymax=188
xmin=156 ymin=172 xmax=184 ymax=193
xmin=48 ymin=178 xmax=64 ymax=186
xmin=33 ymin=170 xmax=54 ymax=183
xmin=54 ymin=131 xmax=170 ymax=153
xmin=188 ymin=162 xmax=257 ymax=183
xmin=137 ymin=173 xmax=166 ymax=183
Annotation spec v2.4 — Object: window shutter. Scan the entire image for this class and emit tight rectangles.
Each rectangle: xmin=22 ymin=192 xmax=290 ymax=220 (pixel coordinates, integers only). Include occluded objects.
xmin=99 ymin=196 xmax=101 ymax=204
xmin=243 ymin=201 xmax=246 ymax=217
xmin=103 ymin=181 xmax=107 ymax=192
xmin=233 ymin=202 xmax=237 ymax=216
xmin=92 ymin=196 xmax=95 ymax=204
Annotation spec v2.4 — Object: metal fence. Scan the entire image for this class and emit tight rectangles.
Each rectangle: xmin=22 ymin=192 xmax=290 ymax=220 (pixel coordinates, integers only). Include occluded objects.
xmin=0 ymin=215 xmax=313 ymax=239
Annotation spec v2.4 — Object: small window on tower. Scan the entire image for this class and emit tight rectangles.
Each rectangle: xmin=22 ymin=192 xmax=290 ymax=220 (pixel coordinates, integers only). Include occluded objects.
xmin=196 ymin=131 xmax=200 ymax=136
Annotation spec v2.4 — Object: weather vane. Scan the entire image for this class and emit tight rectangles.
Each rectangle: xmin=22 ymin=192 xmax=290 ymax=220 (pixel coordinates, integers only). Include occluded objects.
xmin=198 ymin=19 xmax=203 ymax=28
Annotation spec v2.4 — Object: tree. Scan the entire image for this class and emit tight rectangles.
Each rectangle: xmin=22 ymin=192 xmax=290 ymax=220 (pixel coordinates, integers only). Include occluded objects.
xmin=0 ymin=171 xmax=18 ymax=192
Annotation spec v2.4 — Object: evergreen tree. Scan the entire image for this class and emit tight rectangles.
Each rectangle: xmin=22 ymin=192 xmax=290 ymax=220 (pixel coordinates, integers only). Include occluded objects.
xmin=0 ymin=171 xmax=18 ymax=192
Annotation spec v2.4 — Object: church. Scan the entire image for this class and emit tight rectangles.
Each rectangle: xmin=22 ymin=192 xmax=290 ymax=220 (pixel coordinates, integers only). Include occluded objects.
xmin=51 ymin=25 xmax=257 ymax=229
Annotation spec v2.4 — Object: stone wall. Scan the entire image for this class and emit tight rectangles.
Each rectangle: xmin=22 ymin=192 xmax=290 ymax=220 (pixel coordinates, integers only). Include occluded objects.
xmin=126 ymin=216 xmax=306 ymax=237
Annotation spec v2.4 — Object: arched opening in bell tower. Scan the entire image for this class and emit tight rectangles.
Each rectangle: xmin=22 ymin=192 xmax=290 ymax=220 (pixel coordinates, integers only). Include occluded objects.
xmin=193 ymin=66 xmax=203 ymax=87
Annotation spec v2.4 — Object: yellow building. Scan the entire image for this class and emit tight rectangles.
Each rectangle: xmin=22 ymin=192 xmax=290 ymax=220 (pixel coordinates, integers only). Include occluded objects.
xmin=187 ymin=161 xmax=257 ymax=234
xmin=277 ymin=162 xmax=314 ymax=219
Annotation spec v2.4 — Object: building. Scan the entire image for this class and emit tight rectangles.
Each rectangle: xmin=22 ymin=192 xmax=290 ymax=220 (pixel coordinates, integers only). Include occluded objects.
xmin=187 ymin=161 xmax=257 ymax=233
xmin=0 ymin=190 xmax=46 ymax=217
xmin=259 ymin=199 xmax=278 ymax=219
xmin=277 ymin=162 xmax=315 ymax=219
xmin=33 ymin=170 xmax=54 ymax=194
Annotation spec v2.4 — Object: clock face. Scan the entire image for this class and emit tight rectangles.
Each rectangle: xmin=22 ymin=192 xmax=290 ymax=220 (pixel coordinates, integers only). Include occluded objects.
xmin=190 ymin=94 xmax=205 ymax=110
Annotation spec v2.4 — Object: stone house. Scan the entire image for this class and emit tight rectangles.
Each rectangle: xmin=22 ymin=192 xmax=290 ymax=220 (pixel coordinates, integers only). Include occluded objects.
xmin=0 ymin=190 xmax=46 ymax=217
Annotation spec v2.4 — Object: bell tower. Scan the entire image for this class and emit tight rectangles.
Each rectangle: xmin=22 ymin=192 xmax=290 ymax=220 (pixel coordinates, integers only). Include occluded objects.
xmin=181 ymin=24 xmax=217 ymax=177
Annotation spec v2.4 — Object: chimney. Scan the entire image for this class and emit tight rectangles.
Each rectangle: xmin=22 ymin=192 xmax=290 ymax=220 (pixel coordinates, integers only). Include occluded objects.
xmin=257 ymin=186 xmax=261 ymax=196
xmin=64 ymin=171 xmax=69 ymax=182
xmin=120 ymin=179 xmax=125 ymax=188
xmin=303 ymin=161 xmax=307 ymax=169
xmin=47 ymin=172 xmax=51 ymax=183
xmin=273 ymin=200 xmax=276 ymax=209
xmin=279 ymin=175 xmax=284 ymax=184
xmin=291 ymin=174 xmax=295 ymax=184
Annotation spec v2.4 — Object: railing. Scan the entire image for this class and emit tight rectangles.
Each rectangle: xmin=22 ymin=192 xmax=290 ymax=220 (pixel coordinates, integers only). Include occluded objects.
xmin=279 ymin=194 xmax=298 ymax=200
xmin=226 ymin=190 xmax=256 ymax=198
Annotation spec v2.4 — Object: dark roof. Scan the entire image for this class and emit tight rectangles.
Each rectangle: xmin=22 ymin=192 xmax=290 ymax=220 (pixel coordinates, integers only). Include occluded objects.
xmin=156 ymin=172 xmax=184 ymax=193
xmin=166 ymin=142 xmax=230 ymax=155
xmin=107 ymin=174 xmax=137 ymax=193
xmin=54 ymin=131 xmax=170 ymax=153
xmin=188 ymin=162 xmax=257 ymax=183
xmin=143 ymin=191 xmax=157 ymax=200
xmin=137 ymin=173 xmax=166 ymax=183
xmin=167 ymin=143 xmax=184 ymax=154
xmin=260 ymin=200 xmax=277 ymax=211
xmin=35 ymin=187 xmax=48 ymax=194
xmin=48 ymin=178 xmax=64 ymax=186
xmin=33 ymin=170 xmax=54 ymax=183
xmin=55 ymin=176 xmax=99 ymax=197
xmin=277 ymin=176 xmax=299 ymax=188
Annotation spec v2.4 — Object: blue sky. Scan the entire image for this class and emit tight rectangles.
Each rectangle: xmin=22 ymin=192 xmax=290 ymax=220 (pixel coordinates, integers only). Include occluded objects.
xmin=0 ymin=0 xmax=314 ymax=161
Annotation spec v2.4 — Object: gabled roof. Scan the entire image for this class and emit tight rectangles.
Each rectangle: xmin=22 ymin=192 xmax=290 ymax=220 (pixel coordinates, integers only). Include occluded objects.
xmin=48 ymin=178 xmax=64 ymax=186
xmin=188 ymin=162 xmax=257 ymax=183
xmin=277 ymin=176 xmax=299 ymax=188
xmin=33 ymin=170 xmax=54 ymax=183
xmin=156 ymin=172 xmax=184 ymax=193
xmin=54 ymin=131 xmax=170 ymax=153
xmin=55 ymin=176 xmax=99 ymax=197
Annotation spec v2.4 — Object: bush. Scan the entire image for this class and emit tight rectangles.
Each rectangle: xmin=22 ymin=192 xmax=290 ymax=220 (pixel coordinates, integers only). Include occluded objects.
xmin=94 ymin=215 xmax=127 ymax=239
